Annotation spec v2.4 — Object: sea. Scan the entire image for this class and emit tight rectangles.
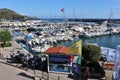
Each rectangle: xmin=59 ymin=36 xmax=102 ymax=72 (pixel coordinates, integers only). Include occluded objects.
xmin=54 ymin=34 xmax=120 ymax=49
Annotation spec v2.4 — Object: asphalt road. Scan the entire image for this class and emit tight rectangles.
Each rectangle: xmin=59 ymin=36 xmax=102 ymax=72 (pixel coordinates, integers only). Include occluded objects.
xmin=0 ymin=62 xmax=35 ymax=80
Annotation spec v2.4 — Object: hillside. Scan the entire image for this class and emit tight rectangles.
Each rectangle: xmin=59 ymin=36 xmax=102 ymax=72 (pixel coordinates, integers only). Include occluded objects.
xmin=0 ymin=8 xmax=29 ymax=20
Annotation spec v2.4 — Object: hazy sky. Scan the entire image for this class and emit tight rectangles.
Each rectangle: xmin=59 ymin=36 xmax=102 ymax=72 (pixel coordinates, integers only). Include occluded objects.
xmin=0 ymin=0 xmax=120 ymax=19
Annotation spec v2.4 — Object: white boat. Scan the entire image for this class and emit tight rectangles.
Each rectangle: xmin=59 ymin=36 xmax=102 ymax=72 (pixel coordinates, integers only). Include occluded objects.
xmin=32 ymin=44 xmax=52 ymax=53
xmin=82 ymin=32 xmax=92 ymax=38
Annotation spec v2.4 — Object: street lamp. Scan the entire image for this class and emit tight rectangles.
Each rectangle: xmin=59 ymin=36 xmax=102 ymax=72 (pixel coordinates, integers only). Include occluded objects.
xmin=0 ymin=42 xmax=4 ymax=59
xmin=32 ymin=57 xmax=36 ymax=80
xmin=26 ymin=39 xmax=29 ymax=71
xmin=41 ymin=55 xmax=49 ymax=80
xmin=24 ymin=34 xmax=32 ymax=71
xmin=12 ymin=36 xmax=15 ymax=52
xmin=32 ymin=44 xmax=36 ymax=80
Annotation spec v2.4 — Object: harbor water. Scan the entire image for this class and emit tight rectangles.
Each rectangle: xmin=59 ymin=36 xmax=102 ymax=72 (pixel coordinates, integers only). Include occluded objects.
xmin=56 ymin=33 xmax=120 ymax=49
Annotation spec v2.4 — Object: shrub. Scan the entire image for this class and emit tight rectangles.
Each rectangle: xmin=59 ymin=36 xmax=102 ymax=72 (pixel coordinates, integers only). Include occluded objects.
xmin=86 ymin=61 xmax=105 ymax=78
xmin=82 ymin=44 xmax=101 ymax=61
xmin=0 ymin=30 xmax=12 ymax=43
xmin=0 ymin=42 xmax=12 ymax=47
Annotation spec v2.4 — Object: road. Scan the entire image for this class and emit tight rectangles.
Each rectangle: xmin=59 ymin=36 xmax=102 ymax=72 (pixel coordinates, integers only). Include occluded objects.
xmin=0 ymin=62 xmax=35 ymax=80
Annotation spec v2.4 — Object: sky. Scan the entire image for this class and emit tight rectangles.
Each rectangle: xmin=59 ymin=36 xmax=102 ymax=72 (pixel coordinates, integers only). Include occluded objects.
xmin=0 ymin=0 xmax=120 ymax=19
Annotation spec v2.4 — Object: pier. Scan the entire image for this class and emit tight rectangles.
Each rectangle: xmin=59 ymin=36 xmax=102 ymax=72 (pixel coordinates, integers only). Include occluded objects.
xmin=68 ymin=18 xmax=120 ymax=23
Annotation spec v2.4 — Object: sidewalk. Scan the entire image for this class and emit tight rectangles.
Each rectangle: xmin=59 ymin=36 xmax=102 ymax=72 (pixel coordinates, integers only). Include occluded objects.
xmin=0 ymin=58 xmax=113 ymax=80
xmin=0 ymin=41 xmax=73 ymax=80
xmin=0 ymin=59 xmax=73 ymax=80
xmin=0 ymin=59 xmax=40 ymax=80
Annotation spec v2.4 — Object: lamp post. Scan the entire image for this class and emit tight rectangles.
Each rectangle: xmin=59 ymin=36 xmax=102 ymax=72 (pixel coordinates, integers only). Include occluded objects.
xmin=24 ymin=34 xmax=32 ymax=71
xmin=32 ymin=45 xmax=36 ymax=80
xmin=0 ymin=42 xmax=4 ymax=59
xmin=42 ymin=55 xmax=49 ymax=80
xmin=32 ymin=57 xmax=36 ymax=80
xmin=12 ymin=36 xmax=15 ymax=52
xmin=26 ymin=39 xmax=29 ymax=71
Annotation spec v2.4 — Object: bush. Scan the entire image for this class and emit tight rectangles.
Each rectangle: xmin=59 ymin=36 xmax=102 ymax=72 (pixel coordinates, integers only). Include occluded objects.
xmin=0 ymin=42 xmax=12 ymax=47
xmin=0 ymin=30 xmax=12 ymax=43
xmin=86 ymin=61 xmax=105 ymax=78
xmin=82 ymin=44 xmax=101 ymax=61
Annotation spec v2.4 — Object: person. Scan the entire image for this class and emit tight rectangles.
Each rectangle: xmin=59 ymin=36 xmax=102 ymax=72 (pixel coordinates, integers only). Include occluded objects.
xmin=0 ymin=53 xmax=3 ymax=59
xmin=1 ymin=54 xmax=4 ymax=59
xmin=22 ymin=58 xmax=27 ymax=68
xmin=0 ymin=53 xmax=1 ymax=59
xmin=14 ymin=51 xmax=21 ymax=63
xmin=82 ymin=67 xmax=90 ymax=80
xmin=17 ymin=51 xmax=20 ymax=55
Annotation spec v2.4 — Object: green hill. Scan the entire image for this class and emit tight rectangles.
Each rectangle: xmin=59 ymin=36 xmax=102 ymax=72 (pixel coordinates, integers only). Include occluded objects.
xmin=0 ymin=8 xmax=28 ymax=20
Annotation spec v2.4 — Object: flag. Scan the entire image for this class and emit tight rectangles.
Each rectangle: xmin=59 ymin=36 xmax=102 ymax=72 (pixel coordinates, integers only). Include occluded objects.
xmin=61 ymin=8 xmax=64 ymax=12
xmin=70 ymin=40 xmax=82 ymax=77
xmin=69 ymin=40 xmax=82 ymax=55
xmin=72 ymin=55 xmax=81 ymax=64
xmin=70 ymin=55 xmax=74 ymax=62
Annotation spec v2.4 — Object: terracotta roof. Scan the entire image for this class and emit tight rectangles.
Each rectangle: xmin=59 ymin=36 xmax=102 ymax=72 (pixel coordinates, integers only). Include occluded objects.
xmin=44 ymin=46 xmax=69 ymax=54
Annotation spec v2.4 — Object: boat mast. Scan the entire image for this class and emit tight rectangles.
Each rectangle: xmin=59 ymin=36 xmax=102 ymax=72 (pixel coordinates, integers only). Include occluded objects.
xmin=108 ymin=9 xmax=113 ymax=26
xmin=72 ymin=6 xmax=76 ymax=22
xmin=80 ymin=10 xmax=84 ymax=26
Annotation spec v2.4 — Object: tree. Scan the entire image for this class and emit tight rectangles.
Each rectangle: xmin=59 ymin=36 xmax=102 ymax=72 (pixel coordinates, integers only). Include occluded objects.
xmin=82 ymin=44 xmax=101 ymax=61
xmin=86 ymin=61 xmax=105 ymax=78
xmin=0 ymin=30 xmax=12 ymax=45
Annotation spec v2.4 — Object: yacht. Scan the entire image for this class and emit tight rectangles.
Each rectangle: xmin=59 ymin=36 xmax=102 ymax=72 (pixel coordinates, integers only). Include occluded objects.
xmin=32 ymin=44 xmax=52 ymax=53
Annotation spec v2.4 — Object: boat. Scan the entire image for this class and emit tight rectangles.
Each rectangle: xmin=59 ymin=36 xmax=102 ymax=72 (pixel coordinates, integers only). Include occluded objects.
xmin=32 ymin=44 xmax=52 ymax=53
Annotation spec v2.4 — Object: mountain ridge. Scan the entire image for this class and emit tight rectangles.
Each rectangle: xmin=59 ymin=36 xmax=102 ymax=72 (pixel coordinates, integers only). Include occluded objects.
xmin=0 ymin=8 xmax=37 ymax=21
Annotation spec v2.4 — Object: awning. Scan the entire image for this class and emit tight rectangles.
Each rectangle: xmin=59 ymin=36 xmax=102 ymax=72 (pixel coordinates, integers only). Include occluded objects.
xmin=44 ymin=46 xmax=69 ymax=54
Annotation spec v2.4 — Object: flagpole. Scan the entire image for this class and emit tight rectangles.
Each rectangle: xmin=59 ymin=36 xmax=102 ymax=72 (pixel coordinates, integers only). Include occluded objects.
xmin=69 ymin=40 xmax=82 ymax=79
xmin=26 ymin=39 xmax=29 ymax=71
xmin=61 ymin=8 xmax=67 ymax=25
xmin=12 ymin=36 xmax=15 ymax=52
xmin=26 ymin=39 xmax=28 ymax=71
xmin=80 ymin=54 xmax=82 ymax=80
